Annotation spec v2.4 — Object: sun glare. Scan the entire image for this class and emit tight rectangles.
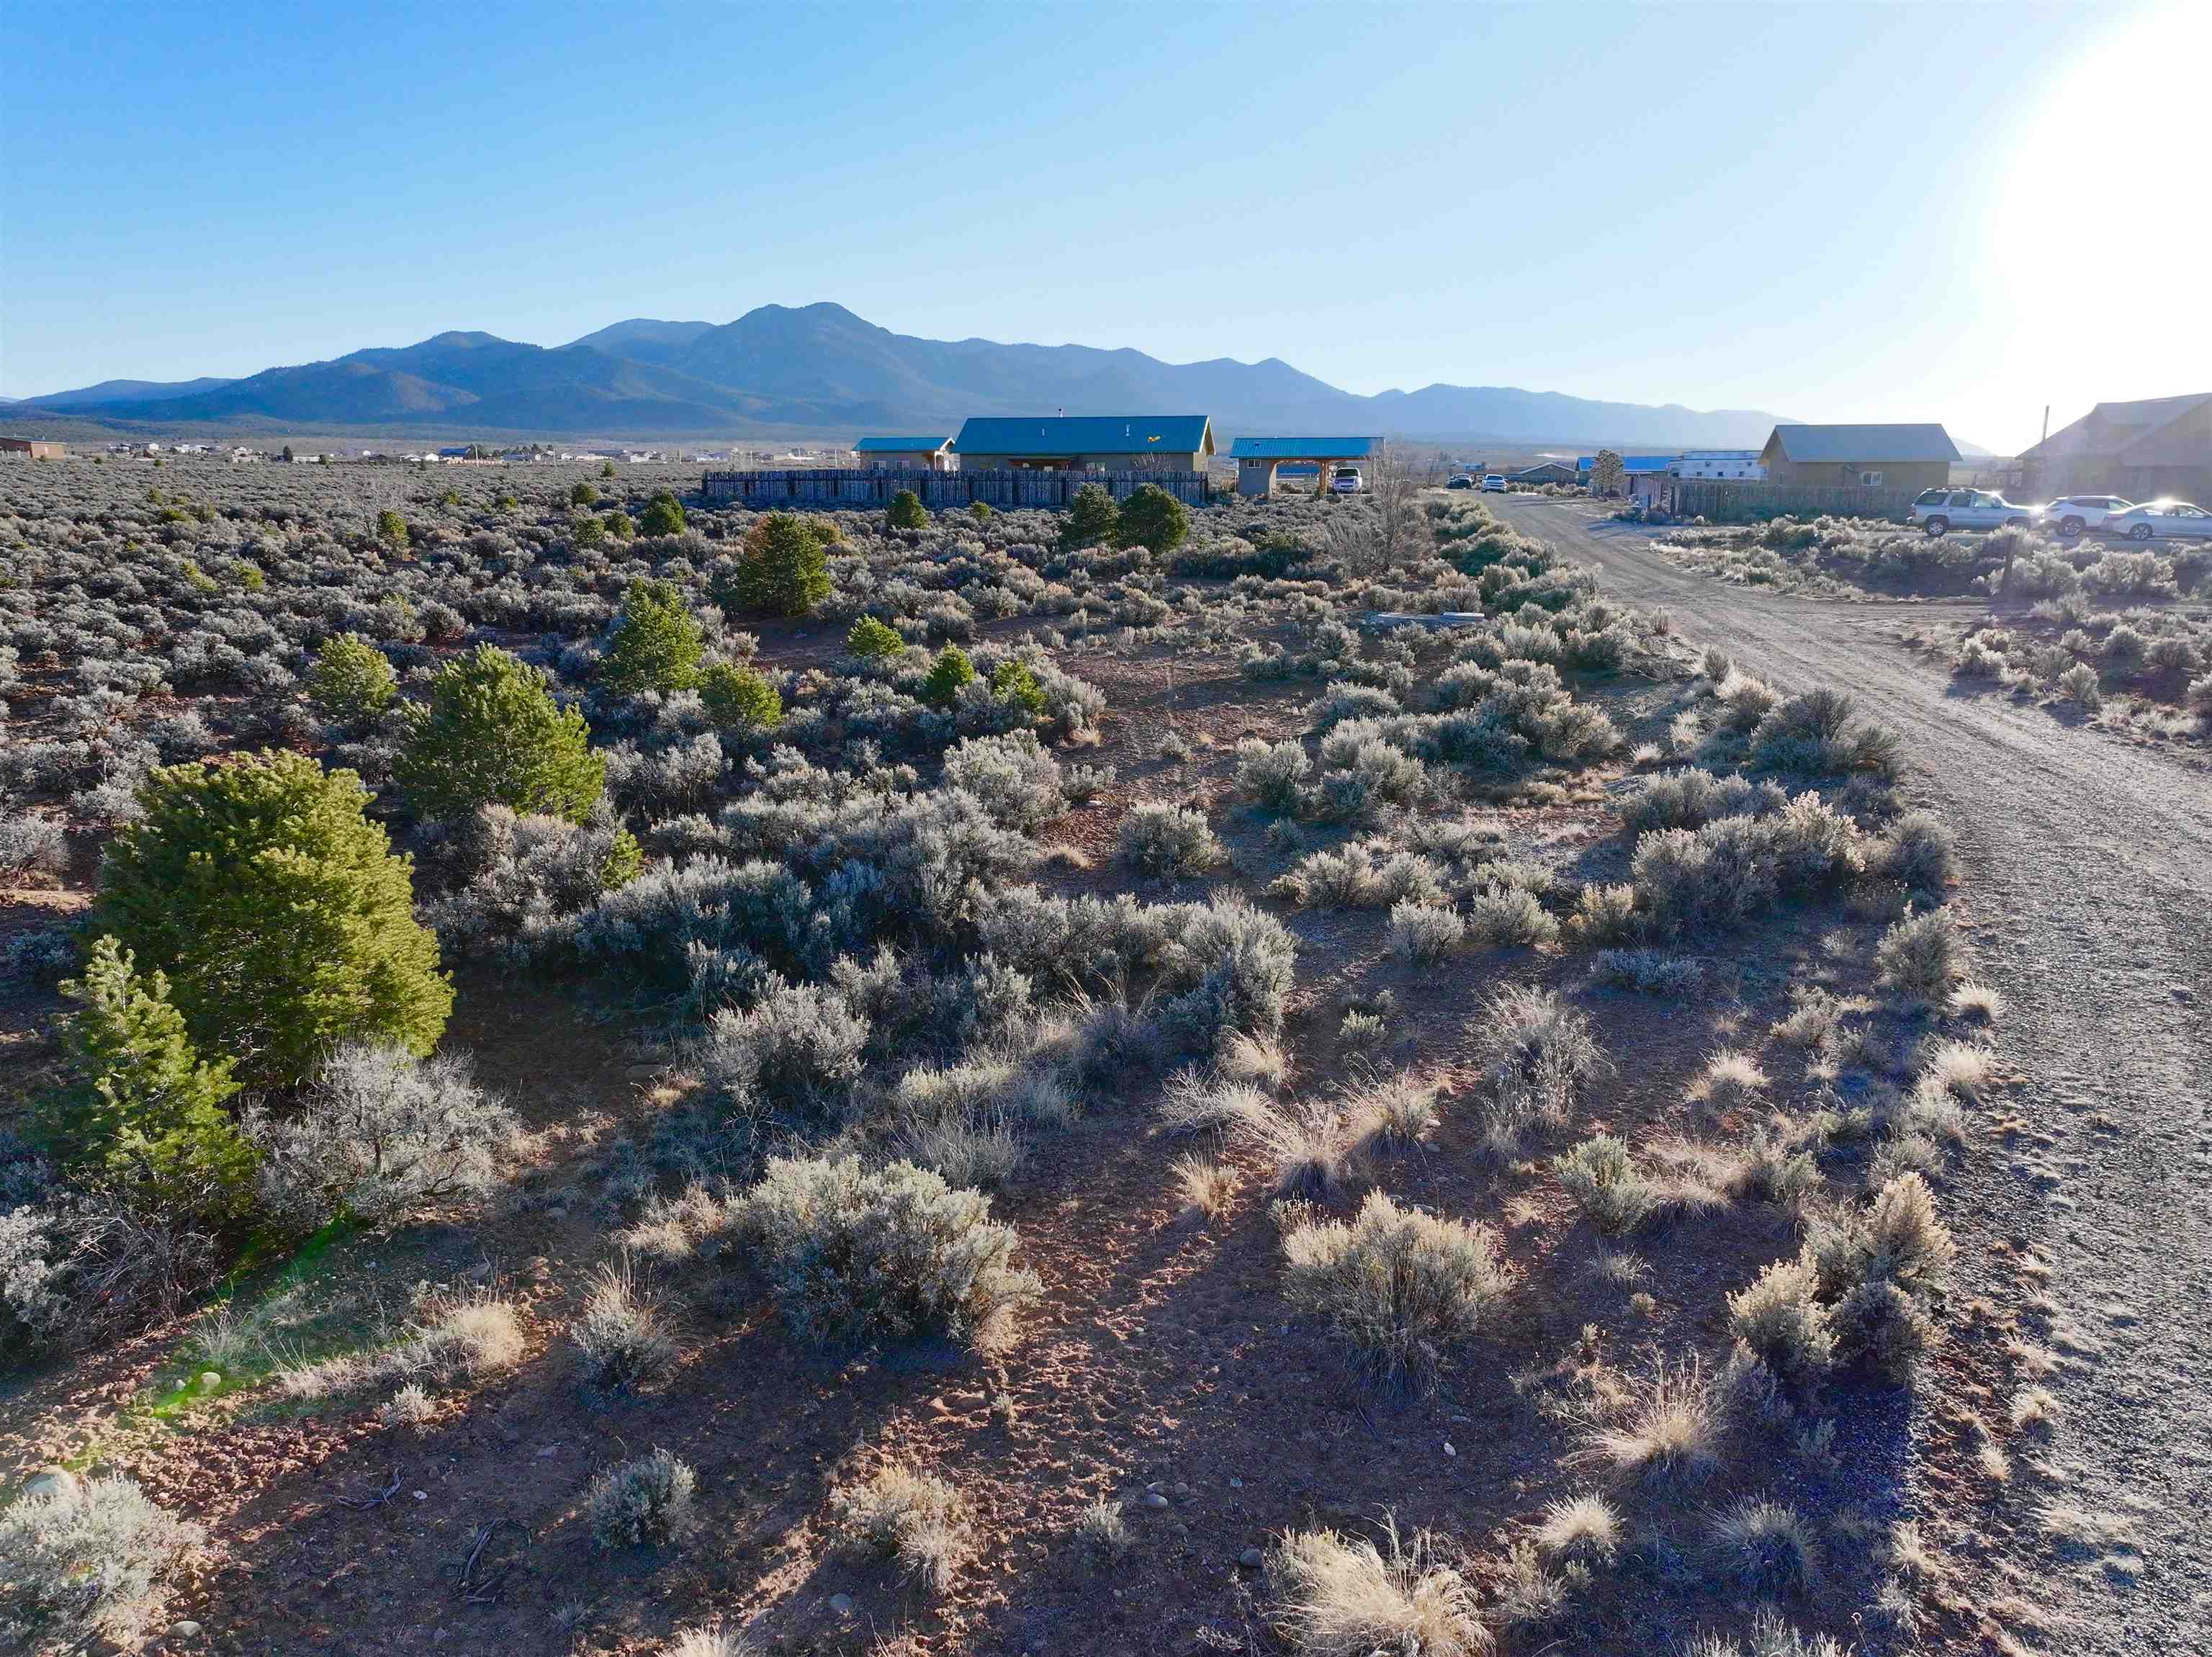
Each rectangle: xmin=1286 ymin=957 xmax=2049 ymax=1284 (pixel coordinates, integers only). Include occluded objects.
xmin=2000 ymin=2 xmax=2211 ymax=363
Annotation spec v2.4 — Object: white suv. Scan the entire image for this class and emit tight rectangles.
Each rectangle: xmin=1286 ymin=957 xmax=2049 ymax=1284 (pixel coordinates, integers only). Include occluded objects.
xmin=2041 ymin=495 xmax=2132 ymax=537
xmin=1481 ymin=475 xmax=1506 ymax=492
xmin=1909 ymin=488 xmax=2040 ymax=536
xmin=1329 ymin=465 xmax=1364 ymax=495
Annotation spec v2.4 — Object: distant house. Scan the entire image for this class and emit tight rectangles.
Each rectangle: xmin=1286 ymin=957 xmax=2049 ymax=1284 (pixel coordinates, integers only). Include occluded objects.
xmin=0 ymin=438 xmax=66 ymax=459
xmin=1227 ymin=436 xmax=1374 ymax=496
xmin=951 ymin=415 xmax=1214 ymax=472
xmin=1508 ymin=462 xmax=1577 ymax=486
xmin=2016 ymin=394 xmax=2211 ymax=504
xmin=853 ymin=435 xmax=956 ymax=472
xmin=1758 ymin=424 xmax=1959 ymax=492
xmin=1671 ymin=449 xmax=1765 ymax=481
xmin=1576 ymin=454 xmax=1679 ymax=503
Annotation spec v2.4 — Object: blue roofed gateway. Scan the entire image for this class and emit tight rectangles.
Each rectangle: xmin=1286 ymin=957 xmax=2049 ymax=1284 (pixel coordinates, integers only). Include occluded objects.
xmin=949 ymin=415 xmax=1214 ymax=472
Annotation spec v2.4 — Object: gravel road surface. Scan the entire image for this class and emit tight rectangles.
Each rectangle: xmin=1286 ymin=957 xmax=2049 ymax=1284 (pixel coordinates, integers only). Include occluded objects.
xmin=1495 ymin=495 xmax=2212 ymax=1653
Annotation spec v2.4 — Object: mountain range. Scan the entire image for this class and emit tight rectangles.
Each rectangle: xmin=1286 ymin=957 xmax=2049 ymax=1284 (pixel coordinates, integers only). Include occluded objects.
xmin=13 ymin=302 xmax=1797 ymax=448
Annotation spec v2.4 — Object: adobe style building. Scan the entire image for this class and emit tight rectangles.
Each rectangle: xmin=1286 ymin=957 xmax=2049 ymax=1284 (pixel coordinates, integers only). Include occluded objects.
xmin=1758 ymin=424 xmax=1959 ymax=492
xmin=950 ymin=415 xmax=1214 ymax=472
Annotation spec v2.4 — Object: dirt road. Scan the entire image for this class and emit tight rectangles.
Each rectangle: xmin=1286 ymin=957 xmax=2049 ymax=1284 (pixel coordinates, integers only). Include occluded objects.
xmin=1494 ymin=495 xmax=2212 ymax=1653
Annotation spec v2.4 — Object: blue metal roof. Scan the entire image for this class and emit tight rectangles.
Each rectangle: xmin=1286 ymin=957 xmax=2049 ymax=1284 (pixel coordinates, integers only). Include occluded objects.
xmin=951 ymin=415 xmax=1213 ymax=457
xmin=853 ymin=435 xmax=948 ymax=452
xmin=1575 ymin=454 xmax=1678 ymax=473
xmin=1228 ymin=436 xmax=1375 ymax=460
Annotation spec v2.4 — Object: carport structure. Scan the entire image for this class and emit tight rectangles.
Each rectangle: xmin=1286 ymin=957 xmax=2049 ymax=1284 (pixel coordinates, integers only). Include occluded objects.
xmin=1228 ymin=436 xmax=1376 ymax=497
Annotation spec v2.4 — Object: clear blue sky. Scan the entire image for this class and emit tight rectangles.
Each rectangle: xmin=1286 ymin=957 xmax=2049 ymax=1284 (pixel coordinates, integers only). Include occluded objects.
xmin=4 ymin=0 xmax=2201 ymax=452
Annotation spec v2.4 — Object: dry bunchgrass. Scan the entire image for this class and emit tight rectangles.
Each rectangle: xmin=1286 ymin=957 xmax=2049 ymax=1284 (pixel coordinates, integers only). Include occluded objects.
xmin=1267 ymin=1517 xmax=1491 ymax=1656
xmin=1532 ymin=1493 xmax=1622 ymax=1564
xmin=278 ymin=1290 xmax=524 ymax=1401
xmin=1948 ymin=980 xmax=2005 ymax=1023
xmin=665 ymin=1622 xmax=757 ymax=1657
xmin=1578 ymin=1351 xmax=1731 ymax=1486
xmin=573 ymin=1259 xmax=677 ymax=1393
xmin=1704 ymin=1496 xmax=1818 ymax=1596
xmin=1691 ymin=1048 xmax=1769 ymax=1105
xmin=1344 ymin=1072 xmax=1442 ymax=1152
xmin=1171 ymin=1152 xmax=1238 ymax=1221
xmin=830 ymin=1462 xmax=967 ymax=1593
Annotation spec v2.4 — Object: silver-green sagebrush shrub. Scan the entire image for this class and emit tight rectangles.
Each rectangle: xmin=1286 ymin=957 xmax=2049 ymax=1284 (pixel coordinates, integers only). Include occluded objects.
xmin=0 ymin=1473 xmax=204 ymax=1645
xmin=94 ymin=750 xmax=451 ymax=1090
xmin=1874 ymin=906 xmax=1962 ymax=1004
xmin=1282 ymin=1190 xmax=1514 ymax=1387
xmin=732 ymin=1155 xmax=1042 ymax=1347
xmin=943 ymin=729 xmax=1065 ymax=830
xmin=1118 ymin=801 xmax=1225 ymax=876
xmin=247 ymin=1043 xmax=520 ymax=1231
xmin=586 ymin=1448 xmax=697 ymax=1547
xmin=830 ymin=1462 xmax=968 ymax=1592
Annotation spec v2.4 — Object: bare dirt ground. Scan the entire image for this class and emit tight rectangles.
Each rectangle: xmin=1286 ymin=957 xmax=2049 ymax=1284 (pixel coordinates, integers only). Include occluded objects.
xmin=1493 ymin=495 xmax=2212 ymax=1656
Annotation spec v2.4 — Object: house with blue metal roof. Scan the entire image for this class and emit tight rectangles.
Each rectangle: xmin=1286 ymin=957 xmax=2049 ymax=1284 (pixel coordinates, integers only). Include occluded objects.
xmin=1226 ymin=435 xmax=1377 ymax=497
xmin=950 ymin=415 xmax=1214 ymax=472
xmin=852 ymin=434 xmax=955 ymax=471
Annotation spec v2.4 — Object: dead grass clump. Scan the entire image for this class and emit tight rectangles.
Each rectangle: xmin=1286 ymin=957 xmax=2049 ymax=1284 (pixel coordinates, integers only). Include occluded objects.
xmin=572 ymin=1259 xmax=677 ymax=1393
xmin=665 ymin=1622 xmax=757 ymax=1657
xmin=277 ymin=1290 xmax=525 ymax=1402
xmin=1532 ymin=1493 xmax=1622 ymax=1564
xmin=1170 ymin=1152 xmax=1238 ymax=1221
xmin=1156 ymin=1070 xmax=1279 ymax=1137
xmin=1282 ymin=1191 xmax=1513 ymax=1387
xmin=1691 ymin=1048 xmax=1768 ymax=1106
xmin=1689 ymin=1605 xmax=1850 ymax=1657
xmin=1579 ymin=1351 xmax=1731 ymax=1486
xmin=1217 ymin=1030 xmax=1292 ymax=1092
xmin=1267 ymin=1518 xmax=1490 ymax=1657
xmin=830 ymin=1463 xmax=967 ymax=1593
xmin=1344 ymin=1072 xmax=1442 ymax=1151
xmin=1917 ymin=1038 xmax=1994 ymax=1104
xmin=1475 ymin=986 xmax=1611 ymax=1153
xmin=1704 ymin=1497 xmax=1818 ymax=1597
xmin=587 ymin=1448 xmax=698 ymax=1548
xmin=1948 ymin=980 xmax=2005 ymax=1022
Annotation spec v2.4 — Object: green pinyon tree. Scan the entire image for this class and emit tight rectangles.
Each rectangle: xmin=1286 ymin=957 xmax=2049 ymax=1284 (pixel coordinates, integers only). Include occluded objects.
xmin=887 ymin=490 xmax=929 ymax=531
xmin=721 ymin=513 xmax=833 ymax=616
xmin=1061 ymin=483 xmax=1119 ymax=551
xmin=307 ymin=634 xmax=397 ymax=724
xmin=923 ymin=644 xmax=977 ymax=707
xmin=601 ymin=580 xmax=703 ymax=696
xmin=94 ymin=753 xmax=452 ymax=1090
xmin=845 ymin=615 xmax=905 ymax=659
xmin=397 ymin=645 xmax=605 ymax=824
xmin=639 ymin=490 xmax=687 ymax=537
xmin=698 ymin=660 xmax=782 ymax=730
xmin=37 ymin=936 xmax=258 ymax=1226
xmin=1114 ymin=483 xmax=1190 ymax=554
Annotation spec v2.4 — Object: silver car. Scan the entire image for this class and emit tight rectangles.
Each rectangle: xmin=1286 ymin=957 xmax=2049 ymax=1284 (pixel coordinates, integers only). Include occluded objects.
xmin=2101 ymin=500 xmax=2212 ymax=541
xmin=1909 ymin=488 xmax=2041 ymax=536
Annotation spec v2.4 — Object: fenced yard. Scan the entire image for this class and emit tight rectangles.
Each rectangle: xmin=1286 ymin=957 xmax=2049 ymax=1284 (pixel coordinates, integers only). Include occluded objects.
xmin=701 ymin=467 xmax=1214 ymax=511
xmin=1670 ymin=479 xmax=1917 ymax=523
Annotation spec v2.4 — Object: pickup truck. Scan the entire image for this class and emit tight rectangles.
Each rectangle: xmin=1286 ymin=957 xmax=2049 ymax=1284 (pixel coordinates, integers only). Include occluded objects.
xmin=1908 ymin=488 xmax=2041 ymax=536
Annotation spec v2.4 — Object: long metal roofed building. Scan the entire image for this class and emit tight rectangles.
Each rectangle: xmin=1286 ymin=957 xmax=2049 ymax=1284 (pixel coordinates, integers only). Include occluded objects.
xmin=1226 ymin=435 xmax=1376 ymax=496
xmin=949 ymin=415 xmax=1214 ymax=471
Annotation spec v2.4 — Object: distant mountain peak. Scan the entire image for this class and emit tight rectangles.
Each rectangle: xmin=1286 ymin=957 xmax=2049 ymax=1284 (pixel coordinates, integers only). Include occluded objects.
xmin=24 ymin=305 xmax=1793 ymax=447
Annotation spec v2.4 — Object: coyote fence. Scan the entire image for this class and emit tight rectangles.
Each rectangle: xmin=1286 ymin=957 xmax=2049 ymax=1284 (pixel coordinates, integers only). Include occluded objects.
xmin=1670 ymin=480 xmax=1917 ymax=523
xmin=701 ymin=467 xmax=1214 ymax=511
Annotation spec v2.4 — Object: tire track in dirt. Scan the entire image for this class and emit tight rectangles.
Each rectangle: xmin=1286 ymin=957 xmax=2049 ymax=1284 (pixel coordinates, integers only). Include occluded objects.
xmin=1496 ymin=497 xmax=2212 ymax=1655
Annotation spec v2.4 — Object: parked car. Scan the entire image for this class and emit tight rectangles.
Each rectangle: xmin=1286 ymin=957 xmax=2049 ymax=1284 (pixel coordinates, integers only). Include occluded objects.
xmin=1329 ymin=464 xmax=1364 ymax=495
xmin=1447 ymin=474 xmax=1476 ymax=490
xmin=1909 ymin=488 xmax=2041 ymax=535
xmin=1481 ymin=475 xmax=1506 ymax=492
xmin=2100 ymin=500 xmax=2212 ymax=541
xmin=2041 ymin=494 xmax=2133 ymax=537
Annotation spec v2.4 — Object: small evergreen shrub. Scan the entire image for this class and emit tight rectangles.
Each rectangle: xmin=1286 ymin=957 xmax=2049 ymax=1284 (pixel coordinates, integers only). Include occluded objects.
xmin=846 ymin=614 xmax=906 ymax=658
xmin=990 ymin=657 xmax=1048 ymax=718
xmin=307 ymin=633 xmax=398 ymax=723
xmin=39 ymin=936 xmax=256 ymax=1228
xmin=887 ymin=489 xmax=929 ymax=531
xmin=96 ymin=752 xmax=451 ymax=1089
xmin=923 ymin=643 xmax=977 ymax=706
xmin=1114 ymin=483 xmax=1190 ymax=554
xmin=1060 ymin=483 xmax=1120 ymax=551
xmin=639 ymin=490 xmax=687 ymax=537
xmin=396 ymin=645 xmax=605 ymax=825
xmin=697 ymin=660 xmax=781 ymax=730
xmin=723 ymin=513 xmax=832 ymax=616
xmin=600 ymin=578 xmax=703 ymax=696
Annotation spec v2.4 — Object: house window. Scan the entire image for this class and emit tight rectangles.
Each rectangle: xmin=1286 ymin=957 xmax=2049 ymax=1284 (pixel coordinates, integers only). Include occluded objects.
xmin=1859 ymin=470 xmax=1884 ymax=486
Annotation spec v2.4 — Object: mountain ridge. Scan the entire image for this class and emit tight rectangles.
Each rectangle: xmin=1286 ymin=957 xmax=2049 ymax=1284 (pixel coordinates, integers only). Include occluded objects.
xmin=20 ymin=301 xmax=1797 ymax=446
